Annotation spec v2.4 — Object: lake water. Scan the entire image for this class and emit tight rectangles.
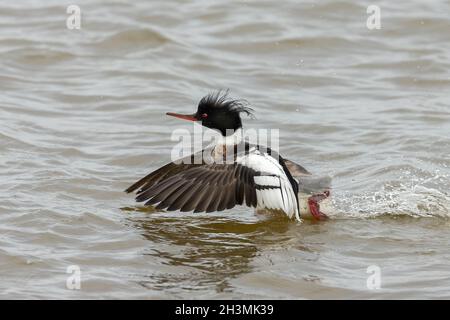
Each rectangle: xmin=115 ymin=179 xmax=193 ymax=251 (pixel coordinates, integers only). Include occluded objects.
xmin=0 ymin=0 xmax=449 ymax=299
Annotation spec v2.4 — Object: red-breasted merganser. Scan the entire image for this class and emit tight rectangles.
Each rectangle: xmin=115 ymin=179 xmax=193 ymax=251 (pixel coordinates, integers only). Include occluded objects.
xmin=126 ymin=92 xmax=330 ymax=221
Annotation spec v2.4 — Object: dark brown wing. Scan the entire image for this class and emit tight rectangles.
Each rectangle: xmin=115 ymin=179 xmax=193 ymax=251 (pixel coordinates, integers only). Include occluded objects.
xmin=126 ymin=162 xmax=258 ymax=213
xmin=125 ymin=161 xmax=192 ymax=194
xmin=125 ymin=152 xmax=205 ymax=194
xmin=283 ymin=159 xmax=311 ymax=177
xmin=283 ymin=158 xmax=331 ymax=194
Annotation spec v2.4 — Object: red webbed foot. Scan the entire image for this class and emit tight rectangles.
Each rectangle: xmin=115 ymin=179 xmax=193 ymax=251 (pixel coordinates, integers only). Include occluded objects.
xmin=308 ymin=190 xmax=330 ymax=221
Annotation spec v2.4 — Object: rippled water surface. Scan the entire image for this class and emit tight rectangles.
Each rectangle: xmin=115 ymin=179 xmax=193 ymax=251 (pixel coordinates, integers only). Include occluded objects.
xmin=1 ymin=0 xmax=449 ymax=299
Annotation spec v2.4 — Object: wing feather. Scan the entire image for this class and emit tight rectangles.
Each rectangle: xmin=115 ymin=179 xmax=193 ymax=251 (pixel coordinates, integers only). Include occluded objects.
xmin=126 ymin=143 xmax=301 ymax=220
xmin=128 ymin=161 xmax=258 ymax=213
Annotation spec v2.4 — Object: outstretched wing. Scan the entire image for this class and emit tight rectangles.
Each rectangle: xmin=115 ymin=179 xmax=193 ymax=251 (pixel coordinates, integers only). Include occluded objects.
xmin=284 ymin=158 xmax=311 ymax=177
xmin=125 ymin=160 xmax=194 ymax=194
xmin=126 ymin=161 xmax=258 ymax=213
xmin=283 ymin=158 xmax=331 ymax=194
xmin=126 ymin=145 xmax=301 ymax=220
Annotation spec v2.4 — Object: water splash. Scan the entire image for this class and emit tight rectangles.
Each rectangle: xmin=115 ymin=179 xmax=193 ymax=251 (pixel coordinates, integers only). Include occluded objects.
xmin=331 ymin=169 xmax=450 ymax=218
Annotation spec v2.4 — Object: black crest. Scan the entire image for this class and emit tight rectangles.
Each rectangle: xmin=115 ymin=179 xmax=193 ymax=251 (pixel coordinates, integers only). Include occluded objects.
xmin=198 ymin=90 xmax=254 ymax=117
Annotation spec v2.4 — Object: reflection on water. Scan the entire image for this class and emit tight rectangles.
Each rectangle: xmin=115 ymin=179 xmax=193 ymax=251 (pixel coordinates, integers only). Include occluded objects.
xmin=124 ymin=208 xmax=297 ymax=292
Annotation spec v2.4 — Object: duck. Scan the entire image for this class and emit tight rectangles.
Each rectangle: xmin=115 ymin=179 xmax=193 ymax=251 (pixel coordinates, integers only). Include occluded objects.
xmin=126 ymin=91 xmax=330 ymax=221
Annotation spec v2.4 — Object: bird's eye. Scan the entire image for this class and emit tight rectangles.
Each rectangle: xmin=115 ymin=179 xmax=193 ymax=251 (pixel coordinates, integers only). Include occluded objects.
xmin=201 ymin=113 xmax=208 ymax=118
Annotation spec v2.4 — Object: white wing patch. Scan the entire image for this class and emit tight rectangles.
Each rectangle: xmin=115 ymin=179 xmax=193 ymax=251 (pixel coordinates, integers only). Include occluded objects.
xmin=254 ymin=175 xmax=280 ymax=187
xmin=236 ymin=150 xmax=300 ymax=221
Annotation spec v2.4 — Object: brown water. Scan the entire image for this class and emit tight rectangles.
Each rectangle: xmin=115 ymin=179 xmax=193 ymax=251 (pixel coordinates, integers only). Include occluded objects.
xmin=1 ymin=0 xmax=449 ymax=299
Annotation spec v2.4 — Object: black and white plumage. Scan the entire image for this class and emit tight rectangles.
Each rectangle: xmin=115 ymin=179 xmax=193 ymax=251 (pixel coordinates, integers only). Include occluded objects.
xmin=126 ymin=141 xmax=301 ymax=220
xmin=126 ymin=91 xmax=329 ymax=221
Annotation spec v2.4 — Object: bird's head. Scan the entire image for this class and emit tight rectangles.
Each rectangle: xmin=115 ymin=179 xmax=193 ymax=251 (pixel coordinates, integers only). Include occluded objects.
xmin=167 ymin=91 xmax=254 ymax=136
